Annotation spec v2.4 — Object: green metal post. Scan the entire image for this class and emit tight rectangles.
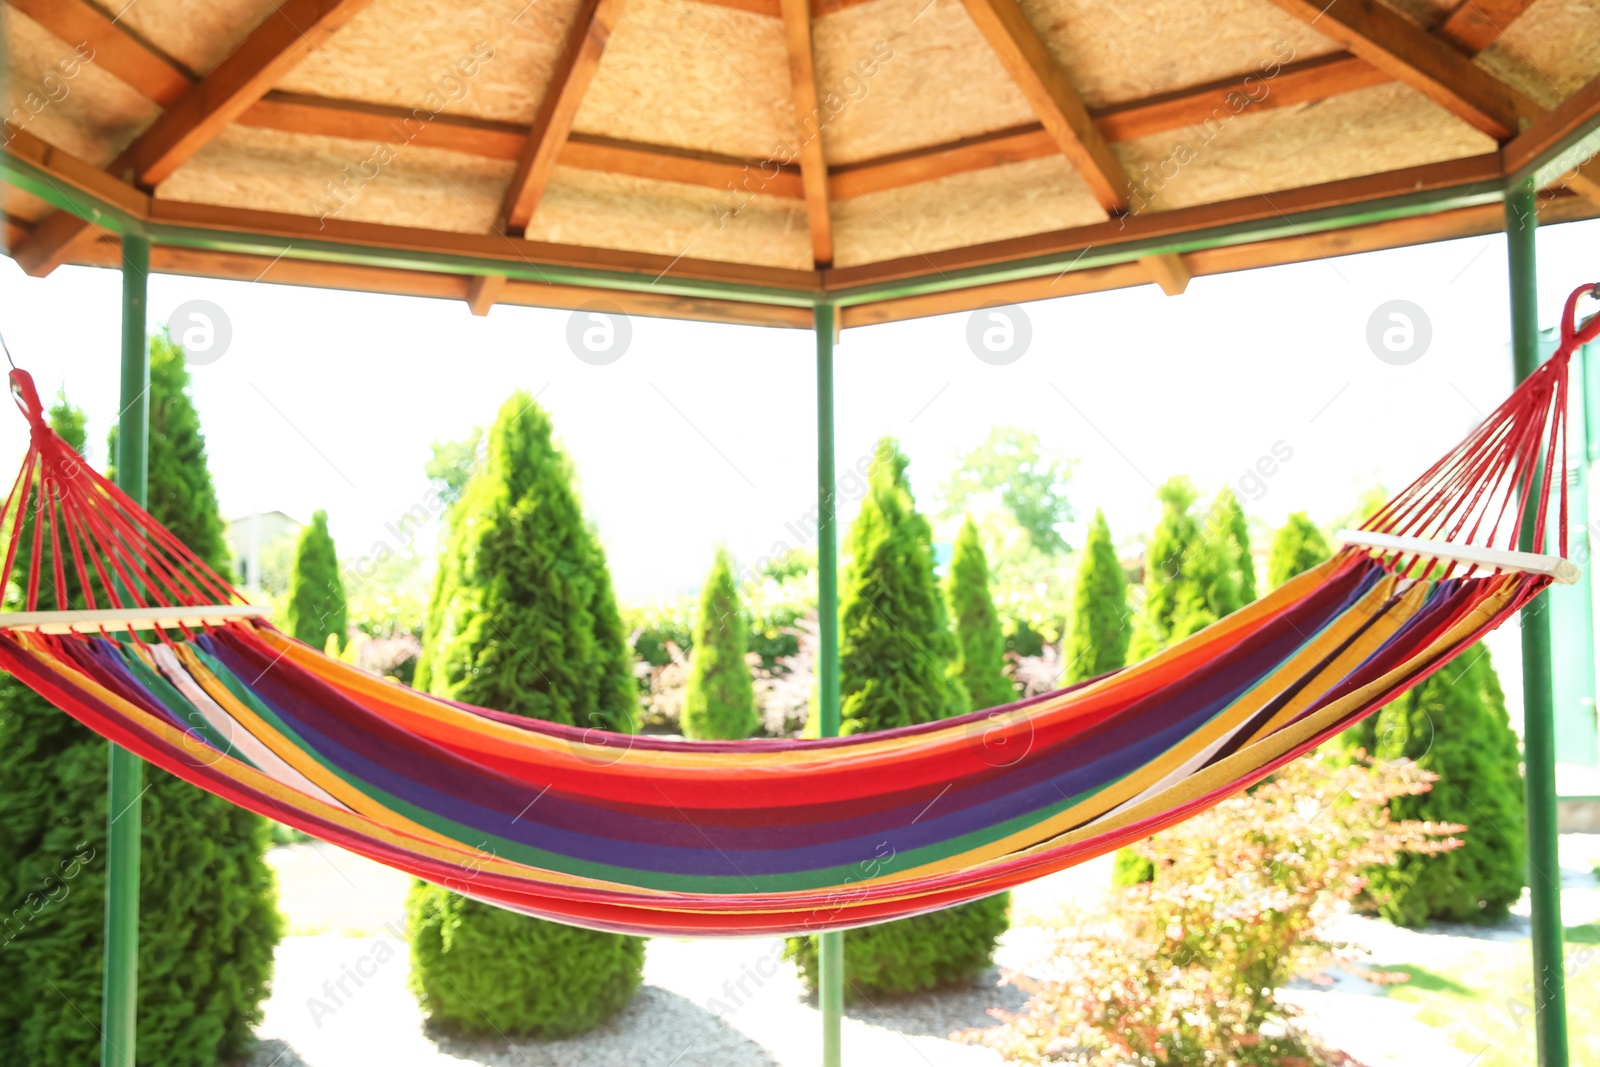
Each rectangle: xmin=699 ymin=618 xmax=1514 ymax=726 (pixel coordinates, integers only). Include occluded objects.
xmin=1505 ymin=180 xmax=1569 ymax=1067
xmin=104 ymin=231 xmax=150 ymax=1067
xmin=814 ymin=303 xmax=843 ymax=1067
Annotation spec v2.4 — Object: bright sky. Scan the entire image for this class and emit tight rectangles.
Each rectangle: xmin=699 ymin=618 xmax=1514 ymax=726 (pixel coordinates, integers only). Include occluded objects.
xmin=2 ymin=217 xmax=1598 ymax=609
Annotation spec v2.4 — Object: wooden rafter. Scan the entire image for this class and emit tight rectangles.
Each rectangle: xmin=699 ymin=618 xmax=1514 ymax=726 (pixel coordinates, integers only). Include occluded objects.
xmin=7 ymin=0 xmax=190 ymax=105
xmin=778 ymin=0 xmax=832 ymax=266
xmin=957 ymin=0 xmax=1127 ymax=213
xmin=1265 ymin=0 xmax=1523 ymax=138
xmin=1503 ymin=71 xmax=1600 ymax=203
xmin=958 ymin=0 xmax=1194 ymax=292
xmin=465 ymin=274 xmax=506 ymax=316
xmin=1435 ymin=0 xmax=1540 ymax=53
xmin=11 ymin=0 xmax=375 ymax=276
xmin=499 ymin=0 xmax=628 ymax=233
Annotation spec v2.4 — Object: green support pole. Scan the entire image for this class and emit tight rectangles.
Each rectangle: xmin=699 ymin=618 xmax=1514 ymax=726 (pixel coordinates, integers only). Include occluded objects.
xmin=814 ymin=303 xmax=843 ymax=1067
xmin=103 ymin=231 xmax=150 ymax=1067
xmin=1505 ymin=180 xmax=1569 ymax=1067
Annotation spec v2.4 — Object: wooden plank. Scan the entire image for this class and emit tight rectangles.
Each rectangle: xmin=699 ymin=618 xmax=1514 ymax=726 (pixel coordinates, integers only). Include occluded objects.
xmin=145 ymin=196 xmax=822 ymax=290
xmin=840 ymin=259 xmax=1151 ymax=328
xmin=0 ymin=604 xmax=270 ymax=633
xmin=1337 ymin=528 xmax=1581 ymax=583
xmin=12 ymin=0 xmax=376 ymax=276
xmin=823 ymin=153 xmax=1505 ymax=289
xmin=957 ymin=0 xmax=1127 ymax=212
xmin=1141 ymin=253 xmax=1190 ymax=295
xmin=465 ymin=273 xmax=505 ymax=315
xmin=118 ymin=0 xmax=377 ymax=188
xmin=1265 ymin=0 xmax=1522 ymax=138
xmin=1503 ymin=72 xmax=1600 ymax=174
xmin=239 ymin=94 xmax=527 ymax=158
xmin=500 ymin=0 xmax=628 ymax=233
xmin=562 ymin=136 xmax=805 ymax=198
xmin=1435 ymin=0 xmax=1539 ymax=54
xmin=830 ymin=126 xmax=1055 ymax=200
xmin=66 ymin=236 xmax=815 ymax=328
xmin=6 ymin=0 xmax=191 ymax=105
xmin=1094 ymin=53 xmax=1387 ymax=142
xmin=778 ymin=0 xmax=832 ymax=265
xmin=840 ymin=192 xmax=1600 ymax=328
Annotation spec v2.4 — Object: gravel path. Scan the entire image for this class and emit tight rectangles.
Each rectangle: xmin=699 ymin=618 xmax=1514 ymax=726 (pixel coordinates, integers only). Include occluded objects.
xmin=245 ymin=836 xmax=1600 ymax=1066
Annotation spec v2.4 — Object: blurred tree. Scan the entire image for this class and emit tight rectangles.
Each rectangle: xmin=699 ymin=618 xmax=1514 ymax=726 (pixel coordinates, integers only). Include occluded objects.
xmin=683 ymin=548 xmax=759 ymax=739
xmin=1062 ymin=509 xmax=1129 ymax=685
xmin=942 ymin=427 xmax=1075 ymax=556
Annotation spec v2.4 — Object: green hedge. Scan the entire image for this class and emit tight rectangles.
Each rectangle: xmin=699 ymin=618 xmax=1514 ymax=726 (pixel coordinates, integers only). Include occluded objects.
xmin=406 ymin=883 xmax=643 ymax=1037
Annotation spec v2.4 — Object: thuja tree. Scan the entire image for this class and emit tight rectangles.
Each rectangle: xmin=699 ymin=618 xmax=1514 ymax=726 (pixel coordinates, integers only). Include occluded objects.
xmin=683 ymin=548 xmax=759 ymax=740
xmin=947 ymin=517 xmax=1015 ymax=712
xmin=1062 ymin=509 xmax=1129 ymax=685
xmin=0 ymin=338 xmax=281 ymax=1067
xmin=1128 ymin=477 xmax=1203 ymax=659
xmin=286 ymin=509 xmax=348 ymax=651
xmin=1268 ymin=512 xmax=1332 ymax=589
xmin=408 ymin=391 xmax=642 ymax=1037
xmin=1339 ymin=646 xmax=1525 ymax=925
xmin=786 ymin=440 xmax=1008 ymax=999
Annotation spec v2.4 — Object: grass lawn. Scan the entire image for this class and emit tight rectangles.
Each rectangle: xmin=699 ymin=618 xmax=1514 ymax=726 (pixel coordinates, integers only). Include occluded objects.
xmin=1372 ymin=926 xmax=1600 ymax=1067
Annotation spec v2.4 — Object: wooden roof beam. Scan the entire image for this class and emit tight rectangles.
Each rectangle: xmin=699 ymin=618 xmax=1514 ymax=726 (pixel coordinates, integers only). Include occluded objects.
xmin=778 ymin=0 xmax=832 ymax=267
xmin=1435 ymin=0 xmax=1539 ymax=54
xmin=957 ymin=0 xmax=1128 ymax=213
xmin=958 ymin=0 xmax=1193 ymax=293
xmin=11 ymin=0 xmax=375 ymax=276
xmin=1265 ymin=0 xmax=1523 ymax=139
xmin=6 ymin=0 xmax=191 ymax=105
xmin=499 ymin=0 xmax=628 ymax=233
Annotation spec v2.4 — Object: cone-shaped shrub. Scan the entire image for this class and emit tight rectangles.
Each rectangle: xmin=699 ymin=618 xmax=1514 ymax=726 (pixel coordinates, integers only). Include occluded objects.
xmin=1340 ymin=646 xmax=1525 ymax=925
xmin=286 ymin=509 xmax=348 ymax=651
xmin=0 ymin=338 xmax=280 ymax=1067
xmin=683 ymin=548 xmax=759 ymax=739
xmin=1062 ymin=509 xmax=1129 ymax=685
xmin=1129 ymin=477 xmax=1203 ymax=659
xmin=947 ymin=517 xmax=1015 ymax=712
xmin=1209 ymin=488 xmax=1256 ymax=606
xmin=1268 ymin=512 xmax=1332 ymax=589
xmin=786 ymin=440 xmax=1007 ymax=999
xmin=409 ymin=391 xmax=642 ymax=1037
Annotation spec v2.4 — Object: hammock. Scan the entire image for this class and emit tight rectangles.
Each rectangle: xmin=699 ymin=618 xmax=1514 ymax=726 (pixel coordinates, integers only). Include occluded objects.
xmin=0 ymin=286 xmax=1594 ymax=938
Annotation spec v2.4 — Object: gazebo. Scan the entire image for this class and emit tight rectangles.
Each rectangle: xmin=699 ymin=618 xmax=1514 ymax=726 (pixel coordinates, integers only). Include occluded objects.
xmin=3 ymin=0 xmax=1597 ymax=1063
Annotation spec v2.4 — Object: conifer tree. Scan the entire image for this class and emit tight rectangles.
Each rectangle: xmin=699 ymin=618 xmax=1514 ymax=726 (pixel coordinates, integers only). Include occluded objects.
xmin=1340 ymin=646 xmax=1525 ymax=925
xmin=1212 ymin=487 xmax=1256 ymax=605
xmin=786 ymin=440 xmax=1007 ymax=998
xmin=1062 ymin=509 xmax=1129 ymax=685
xmin=683 ymin=548 xmax=759 ymax=739
xmin=285 ymin=509 xmax=348 ymax=651
xmin=1268 ymin=512 xmax=1333 ymax=589
xmin=408 ymin=391 xmax=642 ymax=1036
xmin=1128 ymin=477 xmax=1203 ymax=659
xmin=0 ymin=340 xmax=280 ymax=1067
xmin=947 ymin=517 xmax=1015 ymax=712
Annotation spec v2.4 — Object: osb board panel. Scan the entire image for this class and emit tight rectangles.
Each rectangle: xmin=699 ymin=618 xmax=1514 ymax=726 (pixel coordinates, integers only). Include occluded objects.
xmin=4 ymin=10 xmax=160 ymax=165
xmin=87 ymin=0 xmax=282 ymax=76
xmin=1109 ymin=82 xmax=1494 ymax=213
xmin=1476 ymin=0 xmax=1600 ymax=108
xmin=813 ymin=0 xmax=1035 ymax=166
xmin=574 ymin=0 xmax=794 ymax=160
xmin=527 ymin=166 xmax=813 ymax=269
xmin=273 ymin=0 xmax=585 ymax=126
xmin=1017 ymin=0 xmax=1341 ymax=110
xmin=830 ymin=154 xmax=1106 ymax=266
xmin=155 ymin=126 xmax=511 ymax=234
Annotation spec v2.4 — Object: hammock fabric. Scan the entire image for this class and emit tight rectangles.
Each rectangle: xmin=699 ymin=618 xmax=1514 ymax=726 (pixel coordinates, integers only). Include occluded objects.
xmin=0 ymin=286 xmax=1595 ymax=938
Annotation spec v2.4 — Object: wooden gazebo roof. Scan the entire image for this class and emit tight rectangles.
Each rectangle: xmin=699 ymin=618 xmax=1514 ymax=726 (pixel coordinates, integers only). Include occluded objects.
xmin=4 ymin=0 xmax=1599 ymax=328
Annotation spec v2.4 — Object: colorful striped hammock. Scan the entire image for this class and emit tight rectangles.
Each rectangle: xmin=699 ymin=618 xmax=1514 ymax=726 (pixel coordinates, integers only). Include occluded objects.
xmin=0 ymin=286 xmax=1594 ymax=938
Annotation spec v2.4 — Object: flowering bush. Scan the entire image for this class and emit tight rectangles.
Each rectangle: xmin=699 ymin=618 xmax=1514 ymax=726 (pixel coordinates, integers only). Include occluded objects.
xmin=963 ymin=754 xmax=1460 ymax=1066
